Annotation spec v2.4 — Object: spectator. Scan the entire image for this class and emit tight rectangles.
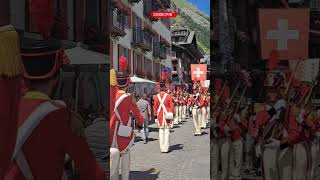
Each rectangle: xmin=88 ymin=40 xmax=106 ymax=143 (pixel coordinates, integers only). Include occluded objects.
xmin=136 ymin=94 xmax=152 ymax=144
xmin=85 ymin=113 xmax=109 ymax=178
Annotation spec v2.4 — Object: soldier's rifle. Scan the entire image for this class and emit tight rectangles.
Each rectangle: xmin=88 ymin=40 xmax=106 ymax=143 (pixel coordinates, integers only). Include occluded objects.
xmin=212 ymin=81 xmax=241 ymax=138
xmin=302 ymin=80 xmax=317 ymax=107
xmin=212 ymin=80 xmax=228 ymax=112
xmin=271 ymin=58 xmax=302 ymax=139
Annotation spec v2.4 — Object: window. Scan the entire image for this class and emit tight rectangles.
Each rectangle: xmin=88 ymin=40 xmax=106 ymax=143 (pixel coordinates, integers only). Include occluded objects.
xmin=132 ymin=13 xmax=142 ymax=29
xmin=153 ymin=62 xmax=160 ymax=79
xmin=115 ymin=10 xmax=129 ymax=28
xmin=118 ymin=45 xmax=131 ymax=73
xmin=144 ymin=57 xmax=152 ymax=73
xmin=133 ymin=52 xmax=142 ymax=74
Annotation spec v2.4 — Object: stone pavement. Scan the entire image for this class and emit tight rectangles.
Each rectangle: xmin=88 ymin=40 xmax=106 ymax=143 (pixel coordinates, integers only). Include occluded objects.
xmin=130 ymin=117 xmax=210 ymax=180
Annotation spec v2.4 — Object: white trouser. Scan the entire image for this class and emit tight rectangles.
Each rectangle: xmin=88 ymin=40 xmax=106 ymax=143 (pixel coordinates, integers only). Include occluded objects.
xmin=186 ymin=105 xmax=190 ymax=117
xmin=207 ymin=106 xmax=210 ymax=120
xmin=174 ymin=106 xmax=179 ymax=124
xmin=110 ymin=149 xmax=131 ymax=180
xmin=310 ymin=140 xmax=320 ymax=180
xmin=211 ymin=140 xmax=219 ymax=180
xmin=110 ymin=148 xmax=120 ymax=177
xmin=178 ymin=106 xmax=182 ymax=122
xmin=192 ymin=108 xmax=201 ymax=134
xmin=201 ymin=107 xmax=207 ymax=128
xmin=220 ymin=139 xmax=231 ymax=180
xmin=278 ymin=147 xmax=293 ymax=180
xmin=229 ymin=139 xmax=243 ymax=177
xmin=263 ymin=147 xmax=279 ymax=180
xmin=159 ymin=128 xmax=170 ymax=152
xmin=182 ymin=105 xmax=186 ymax=119
xmin=293 ymin=142 xmax=308 ymax=180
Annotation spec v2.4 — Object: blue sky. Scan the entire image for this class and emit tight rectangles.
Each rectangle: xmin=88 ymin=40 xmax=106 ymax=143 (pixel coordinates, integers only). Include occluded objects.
xmin=187 ymin=0 xmax=210 ymax=15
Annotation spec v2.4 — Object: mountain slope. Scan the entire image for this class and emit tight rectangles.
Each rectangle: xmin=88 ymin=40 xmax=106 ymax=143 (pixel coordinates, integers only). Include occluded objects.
xmin=171 ymin=0 xmax=210 ymax=55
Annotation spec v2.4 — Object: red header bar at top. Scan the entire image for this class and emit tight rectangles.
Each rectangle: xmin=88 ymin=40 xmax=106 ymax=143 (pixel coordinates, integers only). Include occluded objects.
xmin=150 ymin=11 xmax=177 ymax=18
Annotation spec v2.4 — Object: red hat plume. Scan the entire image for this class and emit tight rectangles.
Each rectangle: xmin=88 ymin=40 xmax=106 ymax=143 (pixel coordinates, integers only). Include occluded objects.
xmin=119 ymin=56 xmax=128 ymax=73
xmin=268 ymin=50 xmax=279 ymax=71
xmin=161 ymin=71 xmax=167 ymax=81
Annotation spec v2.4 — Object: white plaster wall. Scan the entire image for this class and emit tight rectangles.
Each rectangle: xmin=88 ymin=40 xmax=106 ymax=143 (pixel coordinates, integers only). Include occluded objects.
xmin=131 ymin=1 xmax=144 ymax=19
xmin=153 ymin=21 xmax=171 ymax=43
xmin=117 ymin=28 xmax=133 ymax=49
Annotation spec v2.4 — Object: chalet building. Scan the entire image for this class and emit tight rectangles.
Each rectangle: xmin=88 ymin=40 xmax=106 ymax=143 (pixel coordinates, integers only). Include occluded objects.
xmin=171 ymin=28 xmax=203 ymax=86
xmin=110 ymin=0 xmax=172 ymax=82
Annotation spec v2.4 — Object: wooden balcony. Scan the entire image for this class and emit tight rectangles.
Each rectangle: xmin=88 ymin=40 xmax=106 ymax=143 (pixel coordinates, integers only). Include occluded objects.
xmin=132 ymin=28 xmax=152 ymax=51
xmin=153 ymin=42 xmax=166 ymax=59
xmin=111 ymin=10 xmax=126 ymax=37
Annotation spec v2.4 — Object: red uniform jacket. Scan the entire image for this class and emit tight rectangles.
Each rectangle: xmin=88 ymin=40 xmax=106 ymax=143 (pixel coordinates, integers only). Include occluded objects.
xmin=180 ymin=97 xmax=187 ymax=106
xmin=226 ymin=117 xmax=242 ymax=142
xmin=256 ymin=107 xmax=301 ymax=146
xmin=153 ymin=92 xmax=174 ymax=128
xmin=5 ymin=92 xmax=105 ymax=180
xmin=110 ymin=90 xmax=143 ymax=152
xmin=188 ymin=96 xmax=194 ymax=106
xmin=197 ymin=96 xmax=206 ymax=108
xmin=0 ymin=79 xmax=20 ymax=178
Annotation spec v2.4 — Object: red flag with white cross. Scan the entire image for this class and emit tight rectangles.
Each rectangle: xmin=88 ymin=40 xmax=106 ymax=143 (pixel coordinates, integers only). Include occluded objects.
xmin=191 ymin=64 xmax=207 ymax=81
xmin=258 ymin=9 xmax=310 ymax=60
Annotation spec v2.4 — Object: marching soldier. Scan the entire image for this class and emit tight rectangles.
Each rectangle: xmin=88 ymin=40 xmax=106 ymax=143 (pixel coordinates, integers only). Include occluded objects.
xmin=173 ymin=90 xmax=180 ymax=125
xmin=200 ymin=90 xmax=208 ymax=129
xmin=310 ymin=107 xmax=320 ymax=180
xmin=0 ymin=25 xmax=23 ymax=179
xmin=182 ymin=91 xmax=187 ymax=119
xmin=188 ymin=94 xmax=194 ymax=119
xmin=5 ymin=38 xmax=106 ymax=180
xmin=153 ymin=79 xmax=174 ymax=153
xmin=110 ymin=57 xmax=144 ymax=180
xmin=178 ymin=89 xmax=183 ymax=124
xmin=290 ymin=85 xmax=316 ymax=180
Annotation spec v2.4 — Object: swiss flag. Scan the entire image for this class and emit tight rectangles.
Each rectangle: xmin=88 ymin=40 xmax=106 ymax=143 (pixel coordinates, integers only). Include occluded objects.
xmin=191 ymin=64 xmax=207 ymax=81
xmin=258 ymin=9 xmax=310 ymax=60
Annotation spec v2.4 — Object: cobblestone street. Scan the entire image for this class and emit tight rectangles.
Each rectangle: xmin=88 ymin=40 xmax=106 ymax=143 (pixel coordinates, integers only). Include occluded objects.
xmin=130 ymin=117 xmax=210 ymax=180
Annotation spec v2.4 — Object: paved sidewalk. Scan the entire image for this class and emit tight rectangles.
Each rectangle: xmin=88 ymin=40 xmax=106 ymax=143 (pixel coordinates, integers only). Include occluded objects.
xmin=130 ymin=117 xmax=210 ymax=180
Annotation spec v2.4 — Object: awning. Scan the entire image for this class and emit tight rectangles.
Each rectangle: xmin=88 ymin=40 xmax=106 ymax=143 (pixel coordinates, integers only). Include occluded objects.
xmin=65 ymin=45 xmax=109 ymax=65
xmin=130 ymin=75 xmax=156 ymax=84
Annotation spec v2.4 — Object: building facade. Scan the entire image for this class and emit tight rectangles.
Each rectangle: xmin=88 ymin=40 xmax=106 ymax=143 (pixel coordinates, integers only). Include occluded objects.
xmin=171 ymin=29 xmax=203 ymax=86
xmin=110 ymin=0 xmax=172 ymax=82
xmin=5 ymin=0 xmax=109 ymax=112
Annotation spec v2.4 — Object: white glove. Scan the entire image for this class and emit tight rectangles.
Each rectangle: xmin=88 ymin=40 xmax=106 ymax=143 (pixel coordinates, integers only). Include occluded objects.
xmin=155 ymin=119 xmax=158 ymax=123
xmin=296 ymin=109 xmax=305 ymax=124
xmin=264 ymin=138 xmax=280 ymax=149
xmin=274 ymin=99 xmax=286 ymax=110
xmin=234 ymin=114 xmax=241 ymax=123
xmin=265 ymin=105 xmax=272 ymax=111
